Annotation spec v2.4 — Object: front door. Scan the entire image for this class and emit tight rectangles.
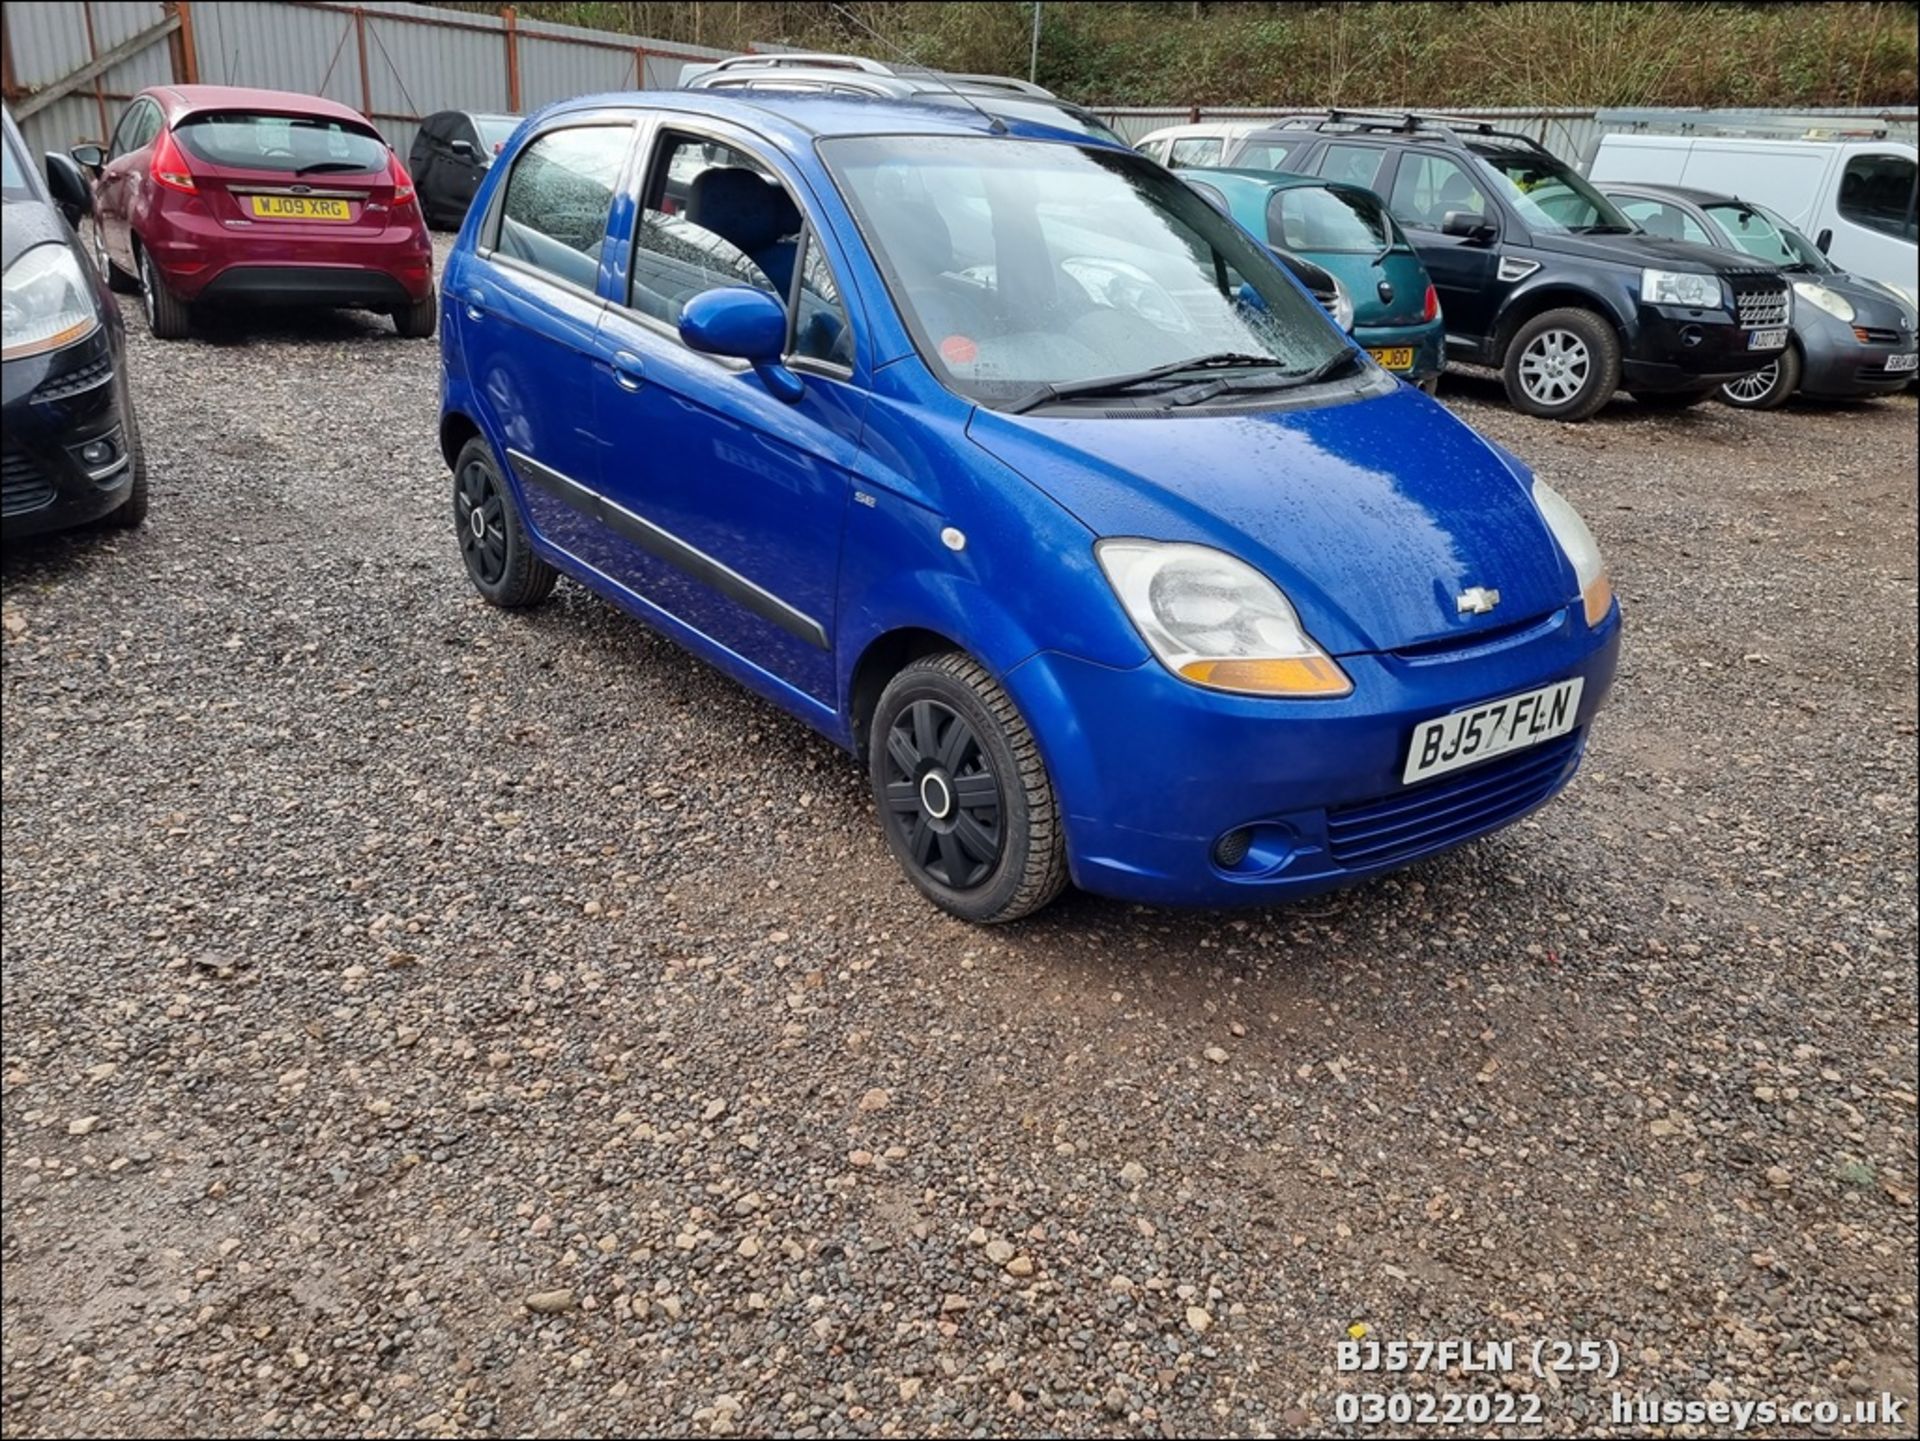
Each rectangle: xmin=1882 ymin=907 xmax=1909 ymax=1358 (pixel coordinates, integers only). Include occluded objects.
xmin=1387 ymin=148 xmax=1505 ymax=345
xmin=589 ymin=123 xmax=865 ymax=706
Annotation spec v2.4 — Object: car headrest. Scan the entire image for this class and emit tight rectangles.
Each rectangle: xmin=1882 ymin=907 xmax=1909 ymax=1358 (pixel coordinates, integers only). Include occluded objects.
xmin=687 ymin=167 xmax=800 ymax=255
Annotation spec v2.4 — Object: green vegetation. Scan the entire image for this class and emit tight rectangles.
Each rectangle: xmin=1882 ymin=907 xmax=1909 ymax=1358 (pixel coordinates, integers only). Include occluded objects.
xmin=479 ymin=1 xmax=1919 ymax=109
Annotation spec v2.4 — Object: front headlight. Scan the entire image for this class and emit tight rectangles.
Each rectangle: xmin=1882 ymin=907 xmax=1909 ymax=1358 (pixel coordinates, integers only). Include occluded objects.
xmin=1532 ymin=480 xmax=1612 ymax=626
xmin=1329 ymin=274 xmax=1354 ymax=333
xmin=2 ymin=243 xmax=100 ymax=361
xmin=1791 ymin=279 xmax=1855 ymax=323
xmin=1639 ymin=267 xmax=1724 ymax=309
xmin=1095 ymin=539 xmax=1351 ymax=696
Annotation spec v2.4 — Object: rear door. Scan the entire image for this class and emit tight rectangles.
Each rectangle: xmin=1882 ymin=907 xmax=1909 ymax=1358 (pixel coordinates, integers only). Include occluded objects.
xmin=170 ymin=110 xmax=399 ymax=236
xmin=462 ymin=117 xmax=641 ymax=564
xmin=98 ymin=98 xmax=160 ymax=268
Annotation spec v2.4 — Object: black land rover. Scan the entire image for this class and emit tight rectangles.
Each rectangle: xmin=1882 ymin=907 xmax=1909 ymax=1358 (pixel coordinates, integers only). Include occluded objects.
xmin=1223 ymin=111 xmax=1793 ymax=421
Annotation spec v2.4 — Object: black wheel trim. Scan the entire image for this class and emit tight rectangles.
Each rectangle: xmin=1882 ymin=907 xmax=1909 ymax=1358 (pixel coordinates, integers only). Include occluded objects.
xmin=881 ymin=697 xmax=1004 ymax=891
xmin=455 ymin=459 xmax=508 ymax=585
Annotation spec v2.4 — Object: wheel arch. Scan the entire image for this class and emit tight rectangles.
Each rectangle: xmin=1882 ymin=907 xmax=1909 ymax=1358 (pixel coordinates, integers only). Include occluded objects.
xmin=439 ymin=409 xmax=483 ymax=471
xmin=846 ymin=626 xmax=970 ymax=763
xmin=1491 ymin=283 xmax=1630 ymax=362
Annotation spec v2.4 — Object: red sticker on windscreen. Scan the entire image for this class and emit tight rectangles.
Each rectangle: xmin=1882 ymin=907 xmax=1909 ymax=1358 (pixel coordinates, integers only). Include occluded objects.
xmin=939 ymin=335 xmax=979 ymax=365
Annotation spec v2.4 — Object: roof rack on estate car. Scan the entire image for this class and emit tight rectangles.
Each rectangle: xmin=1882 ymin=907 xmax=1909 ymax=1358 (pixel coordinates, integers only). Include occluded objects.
xmin=1262 ymin=109 xmax=1555 ymax=155
xmin=679 ymin=51 xmax=1058 ymax=99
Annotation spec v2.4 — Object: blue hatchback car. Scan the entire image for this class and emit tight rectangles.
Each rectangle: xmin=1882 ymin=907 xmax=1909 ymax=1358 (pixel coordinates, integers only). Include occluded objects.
xmin=438 ymin=91 xmax=1622 ymax=922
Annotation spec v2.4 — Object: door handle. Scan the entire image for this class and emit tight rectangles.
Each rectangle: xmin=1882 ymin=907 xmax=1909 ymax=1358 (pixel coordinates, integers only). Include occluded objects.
xmin=462 ymin=288 xmax=485 ymax=321
xmin=609 ymin=350 xmax=646 ymax=392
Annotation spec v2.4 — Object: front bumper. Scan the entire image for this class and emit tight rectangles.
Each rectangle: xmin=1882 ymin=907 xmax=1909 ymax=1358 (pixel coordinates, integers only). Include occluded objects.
xmin=1005 ymin=599 xmax=1622 ymax=907
xmin=1354 ymin=317 xmax=1446 ymax=383
xmin=1 ymin=327 xmax=135 ymax=540
xmin=1795 ymin=310 xmax=1917 ymax=397
xmin=1624 ymin=304 xmax=1786 ymax=389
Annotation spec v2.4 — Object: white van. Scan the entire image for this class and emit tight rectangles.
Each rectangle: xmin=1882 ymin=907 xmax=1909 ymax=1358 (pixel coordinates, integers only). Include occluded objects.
xmin=1589 ymin=135 xmax=1917 ymax=300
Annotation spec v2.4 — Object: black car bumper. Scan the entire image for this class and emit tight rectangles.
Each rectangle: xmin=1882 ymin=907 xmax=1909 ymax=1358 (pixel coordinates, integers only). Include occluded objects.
xmin=2 ymin=327 xmax=136 ymax=540
xmin=196 ymin=265 xmax=417 ymax=309
xmin=1624 ymin=305 xmax=1788 ymax=390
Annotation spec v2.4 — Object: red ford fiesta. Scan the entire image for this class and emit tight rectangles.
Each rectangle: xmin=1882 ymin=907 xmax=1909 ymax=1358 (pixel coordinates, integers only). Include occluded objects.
xmin=74 ymin=84 xmax=435 ymax=340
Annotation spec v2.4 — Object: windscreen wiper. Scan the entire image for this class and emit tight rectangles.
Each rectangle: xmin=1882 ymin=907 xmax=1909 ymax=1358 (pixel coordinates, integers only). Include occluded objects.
xmin=294 ymin=160 xmax=374 ymax=176
xmin=1168 ymin=347 xmax=1364 ymax=405
xmin=1002 ymin=352 xmax=1282 ymax=415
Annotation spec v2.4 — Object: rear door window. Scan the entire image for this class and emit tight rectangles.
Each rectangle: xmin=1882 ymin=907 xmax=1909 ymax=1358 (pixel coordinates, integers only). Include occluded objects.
xmin=1168 ymin=137 xmax=1223 ymax=168
xmin=492 ymin=123 xmax=633 ymax=292
xmin=174 ymin=112 xmax=389 ymax=174
xmin=1838 ymin=152 xmax=1918 ymax=242
xmin=1312 ymin=143 xmax=1386 ymax=191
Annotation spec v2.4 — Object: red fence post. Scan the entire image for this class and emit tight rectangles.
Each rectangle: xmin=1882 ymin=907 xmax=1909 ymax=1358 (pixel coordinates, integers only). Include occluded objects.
xmin=355 ymin=6 xmax=370 ymax=112
xmin=170 ymin=1 xmax=199 ymax=84
xmin=502 ymin=6 xmax=521 ymax=112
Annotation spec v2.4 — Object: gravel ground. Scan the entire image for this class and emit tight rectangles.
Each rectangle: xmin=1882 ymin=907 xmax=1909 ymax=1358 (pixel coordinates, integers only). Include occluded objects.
xmin=4 ymin=255 xmax=1916 ymax=1437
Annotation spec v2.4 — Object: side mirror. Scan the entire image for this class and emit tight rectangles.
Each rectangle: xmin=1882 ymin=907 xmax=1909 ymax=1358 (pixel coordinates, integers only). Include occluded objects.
xmin=1441 ymin=209 xmax=1497 ymax=243
xmin=70 ymin=143 xmax=106 ymax=173
xmin=678 ymin=287 xmax=804 ymax=402
xmin=450 ymin=138 xmax=476 ymax=158
xmin=1815 ymin=227 xmax=1833 ymax=254
xmin=45 ymin=152 xmax=95 ymax=222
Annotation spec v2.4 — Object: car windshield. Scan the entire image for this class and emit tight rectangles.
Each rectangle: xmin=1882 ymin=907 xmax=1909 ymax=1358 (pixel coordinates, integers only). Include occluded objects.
xmin=175 ymin=111 xmax=389 ymax=174
xmin=1704 ymin=200 xmax=1833 ymax=273
xmin=1273 ymin=184 xmax=1402 ymax=253
xmin=476 ymin=116 xmax=519 ymax=150
xmin=821 ymin=135 xmax=1349 ymax=407
xmin=1 ymin=121 xmax=35 ymax=201
xmin=1474 ymin=149 xmax=1634 ymax=234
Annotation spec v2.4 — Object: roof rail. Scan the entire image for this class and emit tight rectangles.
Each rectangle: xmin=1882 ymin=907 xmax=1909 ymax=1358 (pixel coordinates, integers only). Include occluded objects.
xmin=938 ymin=71 xmax=1056 ymax=99
xmin=1312 ymin=108 xmax=1554 ymax=153
xmin=709 ymin=52 xmax=894 ymax=76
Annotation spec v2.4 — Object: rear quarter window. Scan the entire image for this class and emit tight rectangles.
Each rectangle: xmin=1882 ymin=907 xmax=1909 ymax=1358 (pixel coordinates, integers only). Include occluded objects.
xmin=175 ymin=112 xmax=388 ymax=174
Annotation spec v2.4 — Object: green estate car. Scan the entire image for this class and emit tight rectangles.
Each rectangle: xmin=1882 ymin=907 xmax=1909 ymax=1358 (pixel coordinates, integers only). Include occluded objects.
xmin=1181 ymin=167 xmax=1445 ymax=390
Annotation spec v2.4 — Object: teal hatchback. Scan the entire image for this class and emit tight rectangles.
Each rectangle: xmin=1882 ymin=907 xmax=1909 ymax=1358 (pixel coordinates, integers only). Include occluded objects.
xmin=1181 ymin=168 xmax=1445 ymax=389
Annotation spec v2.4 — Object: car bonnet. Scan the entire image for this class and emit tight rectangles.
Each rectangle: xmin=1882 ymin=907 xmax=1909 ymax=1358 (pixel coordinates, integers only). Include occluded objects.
xmin=967 ymin=383 xmax=1575 ymax=657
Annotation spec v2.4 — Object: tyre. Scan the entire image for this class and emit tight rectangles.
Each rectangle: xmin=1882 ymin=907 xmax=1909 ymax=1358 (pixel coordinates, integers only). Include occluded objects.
xmin=104 ymin=405 xmax=149 ymax=529
xmin=138 ymin=245 xmax=192 ymax=340
xmin=869 ymin=652 xmax=1069 ymax=924
xmin=1415 ymin=373 xmax=1442 ymax=397
xmin=394 ymin=284 xmax=438 ymax=339
xmin=93 ymin=221 xmax=137 ymax=294
xmin=1502 ymin=308 xmax=1621 ymax=421
xmin=1718 ymin=344 xmax=1800 ymax=411
xmin=1631 ymin=387 xmax=1716 ymax=410
xmin=452 ymin=436 xmax=555 ymax=608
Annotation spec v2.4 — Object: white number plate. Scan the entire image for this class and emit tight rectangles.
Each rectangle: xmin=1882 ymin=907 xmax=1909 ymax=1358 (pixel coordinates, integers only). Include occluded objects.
xmin=1886 ymin=351 xmax=1918 ymax=373
xmin=1748 ymin=328 xmax=1787 ymax=350
xmin=1403 ymin=678 xmax=1584 ymax=785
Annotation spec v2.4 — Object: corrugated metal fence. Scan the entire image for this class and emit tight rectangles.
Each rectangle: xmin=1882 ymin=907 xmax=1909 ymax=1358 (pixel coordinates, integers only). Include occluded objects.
xmin=1096 ymin=105 xmax=1920 ymax=164
xmin=2 ymin=1 xmax=732 ymax=166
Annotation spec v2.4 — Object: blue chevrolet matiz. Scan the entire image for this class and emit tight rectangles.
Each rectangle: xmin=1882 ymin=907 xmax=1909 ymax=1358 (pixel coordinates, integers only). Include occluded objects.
xmin=438 ymin=91 xmax=1621 ymax=923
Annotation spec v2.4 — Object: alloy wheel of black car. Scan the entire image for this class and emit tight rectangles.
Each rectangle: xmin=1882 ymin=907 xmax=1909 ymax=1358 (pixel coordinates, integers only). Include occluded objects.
xmin=868 ymin=654 xmax=1069 ymax=923
xmin=455 ymin=456 xmax=509 ymax=586
xmin=880 ymin=697 xmax=1004 ymax=891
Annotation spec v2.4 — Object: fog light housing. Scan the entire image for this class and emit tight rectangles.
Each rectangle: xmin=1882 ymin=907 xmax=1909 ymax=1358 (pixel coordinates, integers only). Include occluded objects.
xmin=1213 ymin=828 xmax=1253 ymax=868
xmin=80 ymin=439 xmax=116 ymax=466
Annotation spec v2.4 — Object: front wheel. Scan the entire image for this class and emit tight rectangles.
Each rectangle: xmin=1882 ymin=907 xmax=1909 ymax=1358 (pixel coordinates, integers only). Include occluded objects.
xmin=104 ymin=405 xmax=149 ymax=528
xmin=870 ymin=653 xmax=1068 ymax=924
xmin=1718 ymin=345 xmax=1800 ymax=410
xmin=1503 ymin=308 xmax=1621 ymax=421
